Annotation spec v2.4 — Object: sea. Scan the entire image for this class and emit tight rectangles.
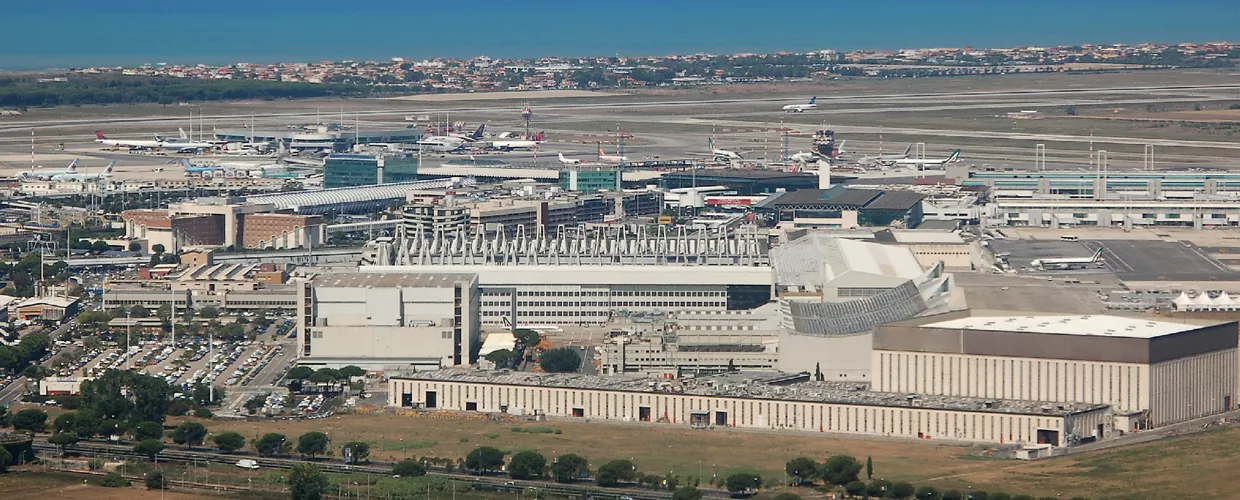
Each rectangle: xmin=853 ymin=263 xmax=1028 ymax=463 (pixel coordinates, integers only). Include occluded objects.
xmin=2 ymin=0 xmax=1238 ymax=71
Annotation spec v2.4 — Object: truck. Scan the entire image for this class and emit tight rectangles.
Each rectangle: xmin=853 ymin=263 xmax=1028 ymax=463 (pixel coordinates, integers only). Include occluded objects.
xmin=235 ymin=459 xmax=260 ymax=470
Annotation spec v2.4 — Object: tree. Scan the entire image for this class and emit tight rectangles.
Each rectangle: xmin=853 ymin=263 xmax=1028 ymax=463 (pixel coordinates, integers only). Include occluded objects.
xmin=12 ymin=408 xmax=47 ymax=432
xmin=53 ymin=412 xmax=78 ymax=433
xmin=988 ymin=494 xmax=1011 ymax=500
xmin=128 ymin=242 xmax=142 ymax=252
xmin=134 ymin=439 xmax=164 ymax=461
xmin=341 ymin=441 xmax=370 ymax=463
xmin=868 ymin=479 xmax=894 ymax=498
xmin=146 ymin=470 xmax=167 ymax=490
xmin=152 ymin=244 xmax=166 ymax=254
xmin=916 ymin=486 xmax=941 ymax=500
xmin=725 ymin=472 xmax=761 ymax=494
xmin=393 ymin=459 xmax=427 ymax=478
xmin=596 ymin=459 xmax=636 ymax=487
xmin=253 ymin=433 xmax=290 ymax=457
xmin=465 ymin=446 xmax=505 ymax=473
xmin=866 ymin=456 xmax=873 ymax=480
xmin=673 ymin=486 xmax=704 ymax=500
xmin=785 ymin=457 xmax=817 ymax=485
xmin=0 ymin=445 xmax=10 ymax=472
xmin=513 ymin=328 xmax=541 ymax=347
xmin=287 ymin=366 xmax=315 ymax=380
xmin=338 ymin=365 xmax=365 ymax=378
xmin=100 ymin=471 xmax=130 ymax=487
xmin=129 ymin=305 xmax=150 ymax=318
xmin=171 ymin=421 xmax=207 ymax=448
xmin=508 ymin=450 xmax=547 ymax=480
xmin=96 ymin=419 xmax=123 ymax=438
xmin=550 ymin=453 xmax=589 ymax=483
xmin=820 ymin=455 xmax=863 ymax=486
xmin=289 ymin=463 xmax=330 ymax=500
xmin=484 ymin=349 xmax=515 ymax=368
xmin=72 ymin=409 xmax=101 ymax=438
xmin=213 ymin=431 xmax=246 ymax=453
xmin=772 ymin=494 xmax=802 ymax=500
xmin=198 ymin=306 xmax=219 ymax=319
xmin=539 ymin=348 xmax=581 ymax=373
xmin=972 ymin=492 xmax=991 ymax=500
xmin=942 ymin=490 xmax=963 ymax=500
xmin=1011 ymin=495 xmax=1033 ymax=500
xmin=892 ymin=482 xmax=917 ymax=499
xmin=309 ymin=368 xmax=341 ymax=384
xmin=132 ymin=421 xmax=164 ymax=441
xmin=297 ymin=431 xmax=329 ymax=458
xmin=846 ymin=481 xmax=868 ymax=497
xmin=48 ymin=431 xmax=79 ymax=455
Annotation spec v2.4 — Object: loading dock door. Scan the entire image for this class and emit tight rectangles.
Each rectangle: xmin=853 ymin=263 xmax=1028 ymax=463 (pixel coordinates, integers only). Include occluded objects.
xmin=400 ymin=393 xmax=413 ymax=407
xmin=715 ymin=411 xmax=728 ymax=426
xmin=426 ymin=391 xmax=438 ymax=409
xmin=1036 ymin=429 xmax=1060 ymax=445
xmin=690 ymin=412 xmax=709 ymax=429
xmin=639 ymin=407 xmax=651 ymax=422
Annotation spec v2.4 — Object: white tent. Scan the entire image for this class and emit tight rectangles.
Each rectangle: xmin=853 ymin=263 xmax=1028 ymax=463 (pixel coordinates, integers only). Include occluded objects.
xmin=1173 ymin=292 xmax=1194 ymax=310
xmin=1193 ymin=293 xmax=1215 ymax=307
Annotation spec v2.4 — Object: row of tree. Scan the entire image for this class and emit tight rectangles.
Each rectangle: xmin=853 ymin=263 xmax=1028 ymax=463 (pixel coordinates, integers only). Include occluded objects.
xmin=0 ymin=75 xmax=396 ymax=109
xmin=0 ymin=332 xmax=50 ymax=374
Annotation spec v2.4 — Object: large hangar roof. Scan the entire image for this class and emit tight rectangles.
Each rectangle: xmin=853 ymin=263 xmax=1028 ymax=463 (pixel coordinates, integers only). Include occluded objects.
xmin=772 ymin=234 xmax=923 ymax=287
xmin=924 ymin=315 xmax=1197 ymax=339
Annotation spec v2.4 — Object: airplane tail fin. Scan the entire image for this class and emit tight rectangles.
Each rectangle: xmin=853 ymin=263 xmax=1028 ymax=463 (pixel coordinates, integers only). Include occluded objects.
xmin=708 ymin=137 xmax=715 ymax=150
xmin=598 ymin=143 xmax=605 ymax=157
xmin=179 ymin=127 xmax=188 ymax=139
xmin=95 ymin=131 xmax=105 ymax=140
xmin=471 ymin=124 xmax=485 ymax=140
xmin=837 ymin=140 xmax=846 ymax=154
xmin=947 ymin=149 xmax=962 ymax=162
xmin=68 ymin=159 xmax=79 ymax=171
xmin=104 ymin=162 xmax=115 ymax=174
xmin=902 ymin=144 xmax=912 ymax=156
xmin=502 ymin=316 xmax=512 ymax=328
xmin=535 ymin=132 xmax=545 ymax=142
xmin=1091 ymin=248 xmax=1103 ymax=262
xmin=809 ymin=96 xmax=817 ymax=104
xmin=181 ymin=159 xmax=193 ymax=169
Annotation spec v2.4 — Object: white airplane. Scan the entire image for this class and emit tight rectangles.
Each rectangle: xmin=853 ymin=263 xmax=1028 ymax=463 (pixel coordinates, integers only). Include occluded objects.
xmin=488 ymin=132 xmax=545 ymax=151
xmin=859 ymin=144 xmax=913 ymax=166
xmin=173 ymin=128 xmax=225 ymax=145
xmin=52 ymin=162 xmax=115 ymax=182
xmin=19 ymin=159 xmax=79 ymax=180
xmin=418 ymin=124 xmax=486 ymax=153
xmin=890 ymin=149 xmax=962 ymax=169
xmin=95 ymin=131 xmax=213 ymax=152
xmin=597 ymin=143 xmax=628 ymax=163
xmin=1031 ymin=249 xmax=1104 ymax=270
xmin=688 ymin=138 xmax=750 ymax=161
xmin=558 ymin=153 xmax=582 ymax=165
xmin=782 ymin=96 xmax=817 ymax=113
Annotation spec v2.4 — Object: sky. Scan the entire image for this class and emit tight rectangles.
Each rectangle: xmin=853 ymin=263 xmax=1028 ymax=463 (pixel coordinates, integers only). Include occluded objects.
xmin=2 ymin=0 xmax=1239 ymax=69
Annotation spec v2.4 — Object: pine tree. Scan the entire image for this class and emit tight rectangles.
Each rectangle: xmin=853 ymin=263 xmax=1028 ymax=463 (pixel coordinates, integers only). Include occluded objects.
xmin=865 ymin=456 xmax=873 ymax=480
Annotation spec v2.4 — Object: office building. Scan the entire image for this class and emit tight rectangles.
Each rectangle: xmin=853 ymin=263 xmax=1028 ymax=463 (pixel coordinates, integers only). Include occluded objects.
xmin=324 ymin=154 xmax=419 ymax=189
xmin=296 ymin=272 xmax=481 ymax=370
xmin=560 ymin=168 xmax=619 ymax=192
xmin=757 ymin=186 xmax=925 ymax=229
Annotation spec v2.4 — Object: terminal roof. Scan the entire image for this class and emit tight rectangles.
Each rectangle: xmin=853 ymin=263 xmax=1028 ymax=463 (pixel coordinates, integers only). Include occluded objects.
xmin=312 ymin=272 xmax=476 ymax=289
xmin=922 ymin=315 xmax=1200 ymax=338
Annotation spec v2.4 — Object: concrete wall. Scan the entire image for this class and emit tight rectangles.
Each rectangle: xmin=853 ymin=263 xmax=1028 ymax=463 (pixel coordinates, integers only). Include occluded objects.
xmin=778 ymin=331 xmax=872 ymax=381
xmin=388 ymin=378 xmax=1088 ymax=447
xmin=1149 ymin=347 xmax=1237 ymax=426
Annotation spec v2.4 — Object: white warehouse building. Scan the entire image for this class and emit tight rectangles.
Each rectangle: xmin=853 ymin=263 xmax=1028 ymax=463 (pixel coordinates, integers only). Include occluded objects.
xmin=296 ymin=272 xmax=481 ymax=370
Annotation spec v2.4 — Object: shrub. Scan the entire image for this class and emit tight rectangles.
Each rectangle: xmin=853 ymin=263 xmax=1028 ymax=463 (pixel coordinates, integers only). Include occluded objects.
xmin=100 ymin=472 xmax=130 ymax=487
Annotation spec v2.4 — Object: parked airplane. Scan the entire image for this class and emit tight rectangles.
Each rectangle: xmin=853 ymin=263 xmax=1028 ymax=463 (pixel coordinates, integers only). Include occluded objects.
xmin=558 ymin=153 xmax=582 ymax=165
xmin=488 ymin=132 xmax=545 ymax=151
xmin=52 ymin=162 xmax=114 ymax=182
xmin=782 ymin=96 xmax=818 ymax=113
xmin=18 ymin=159 xmax=79 ymax=180
xmin=95 ymin=131 xmax=214 ymax=152
xmin=688 ymin=138 xmax=750 ymax=161
xmin=596 ymin=143 xmax=628 ymax=163
xmin=181 ymin=159 xmax=223 ymax=175
xmin=889 ymin=149 xmax=962 ymax=169
xmin=418 ymin=124 xmax=486 ymax=152
xmin=859 ymin=144 xmax=913 ymax=166
xmin=1031 ymin=249 xmax=1105 ymax=270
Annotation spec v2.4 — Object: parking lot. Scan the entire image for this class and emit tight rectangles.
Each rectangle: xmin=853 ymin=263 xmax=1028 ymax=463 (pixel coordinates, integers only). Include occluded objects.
xmin=1096 ymin=240 xmax=1240 ymax=282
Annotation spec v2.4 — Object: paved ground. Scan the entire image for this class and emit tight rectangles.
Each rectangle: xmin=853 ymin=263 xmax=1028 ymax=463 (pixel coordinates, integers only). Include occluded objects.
xmin=1096 ymin=239 xmax=1240 ymax=282
xmin=955 ymin=273 xmax=1109 ymax=314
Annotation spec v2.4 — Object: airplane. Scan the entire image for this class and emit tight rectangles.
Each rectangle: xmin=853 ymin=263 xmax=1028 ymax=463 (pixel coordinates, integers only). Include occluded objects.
xmin=488 ymin=132 xmax=545 ymax=151
xmin=18 ymin=158 xmax=79 ymax=180
xmin=1031 ymin=248 xmax=1104 ymax=270
xmin=859 ymin=144 xmax=913 ymax=166
xmin=889 ymin=149 xmax=962 ymax=169
xmin=181 ymin=159 xmax=223 ymax=175
xmin=688 ymin=138 xmax=750 ymax=162
xmin=417 ymin=124 xmax=486 ymax=153
xmin=596 ymin=143 xmax=628 ymax=163
xmin=171 ymin=128 xmax=225 ymax=145
xmin=52 ymin=162 xmax=115 ymax=182
xmin=782 ymin=96 xmax=818 ymax=113
xmin=501 ymin=316 xmax=564 ymax=333
xmin=95 ymin=131 xmax=214 ymax=152
xmin=558 ymin=153 xmax=582 ymax=165
xmin=791 ymin=140 xmax=847 ymax=164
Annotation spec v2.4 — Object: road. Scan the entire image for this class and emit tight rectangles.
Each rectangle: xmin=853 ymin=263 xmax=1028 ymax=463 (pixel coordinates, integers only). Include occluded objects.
xmin=0 ymin=320 xmax=77 ymax=405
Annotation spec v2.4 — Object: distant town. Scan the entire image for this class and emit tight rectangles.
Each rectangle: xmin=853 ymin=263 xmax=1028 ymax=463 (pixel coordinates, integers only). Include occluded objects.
xmin=58 ymin=41 xmax=1240 ymax=92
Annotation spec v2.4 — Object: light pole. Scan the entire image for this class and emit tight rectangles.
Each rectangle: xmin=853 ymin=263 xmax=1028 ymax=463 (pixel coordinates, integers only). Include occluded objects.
xmin=125 ymin=311 xmax=132 ymax=369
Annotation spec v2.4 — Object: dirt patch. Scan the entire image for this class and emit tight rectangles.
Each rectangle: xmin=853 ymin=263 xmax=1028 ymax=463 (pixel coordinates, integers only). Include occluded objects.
xmin=0 ymin=471 xmax=222 ymax=500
